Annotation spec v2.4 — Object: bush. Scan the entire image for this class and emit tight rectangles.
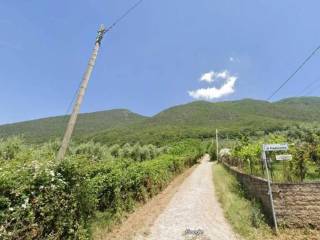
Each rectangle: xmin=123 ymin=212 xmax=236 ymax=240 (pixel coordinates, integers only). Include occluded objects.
xmin=109 ymin=144 xmax=120 ymax=158
xmin=292 ymin=144 xmax=309 ymax=182
xmin=0 ymin=138 xmax=204 ymax=239
xmin=73 ymin=141 xmax=104 ymax=162
xmin=208 ymin=143 xmax=217 ymax=161
xmin=0 ymin=157 xmax=96 ymax=239
xmin=0 ymin=137 xmax=24 ymax=161
xmin=227 ymin=129 xmax=320 ymax=183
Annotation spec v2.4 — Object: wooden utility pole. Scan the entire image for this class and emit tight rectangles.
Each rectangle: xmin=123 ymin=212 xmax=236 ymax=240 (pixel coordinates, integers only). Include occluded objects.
xmin=56 ymin=25 xmax=106 ymax=161
xmin=216 ymin=129 xmax=219 ymax=161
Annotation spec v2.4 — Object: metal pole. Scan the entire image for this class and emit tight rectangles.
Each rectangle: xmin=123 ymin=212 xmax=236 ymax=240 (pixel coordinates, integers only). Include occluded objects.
xmin=216 ymin=129 xmax=219 ymax=162
xmin=262 ymin=150 xmax=278 ymax=233
xmin=56 ymin=25 xmax=106 ymax=161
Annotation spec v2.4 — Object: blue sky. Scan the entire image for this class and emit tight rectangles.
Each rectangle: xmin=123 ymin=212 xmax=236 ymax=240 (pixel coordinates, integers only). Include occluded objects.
xmin=1 ymin=0 xmax=320 ymax=124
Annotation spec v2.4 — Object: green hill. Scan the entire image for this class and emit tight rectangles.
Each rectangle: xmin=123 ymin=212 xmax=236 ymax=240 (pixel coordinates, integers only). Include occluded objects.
xmin=92 ymin=97 xmax=320 ymax=144
xmin=1 ymin=97 xmax=320 ymax=144
xmin=151 ymin=97 xmax=320 ymax=126
xmin=0 ymin=109 xmax=147 ymax=143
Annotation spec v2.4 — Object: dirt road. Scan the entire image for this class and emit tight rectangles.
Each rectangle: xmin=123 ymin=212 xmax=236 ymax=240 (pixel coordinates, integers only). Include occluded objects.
xmin=136 ymin=155 xmax=239 ymax=240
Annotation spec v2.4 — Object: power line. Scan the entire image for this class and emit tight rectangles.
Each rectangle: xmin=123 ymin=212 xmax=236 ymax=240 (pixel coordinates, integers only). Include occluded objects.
xmin=267 ymin=45 xmax=320 ymax=101
xmin=303 ymin=82 xmax=320 ymax=96
xmin=65 ymin=81 xmax=82 ymax=115
xmin=61 ymin=1 xmax=145 ymax=126
xmin=298 ymin=77 xmax=320 ymax=96
xmin=61 ymin=79 xmax=83 ymax=133
xmin=56 ymin=0 xmax=145 ymax=158
xmin=105 ymin=0 xmax=144 ymax=33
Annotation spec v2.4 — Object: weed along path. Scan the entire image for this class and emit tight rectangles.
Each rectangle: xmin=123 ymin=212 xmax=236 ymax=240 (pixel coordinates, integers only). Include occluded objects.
xmin=136 ymin=155 xmax=239 ymax=240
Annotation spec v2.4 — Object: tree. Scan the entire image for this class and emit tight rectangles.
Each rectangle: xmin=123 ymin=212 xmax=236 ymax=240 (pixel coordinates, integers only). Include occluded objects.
xmin=292 ymin=144 xmax=309 ymax=182
xmin=131 ymin=143 xmax=142 ymax=161
xmin=109 ymin=144 xmax=120 ymax=158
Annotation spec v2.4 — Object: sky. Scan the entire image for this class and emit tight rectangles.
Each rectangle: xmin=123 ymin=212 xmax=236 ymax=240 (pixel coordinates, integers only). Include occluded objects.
xmin=1 ymin=0 xmax=320 ymax=124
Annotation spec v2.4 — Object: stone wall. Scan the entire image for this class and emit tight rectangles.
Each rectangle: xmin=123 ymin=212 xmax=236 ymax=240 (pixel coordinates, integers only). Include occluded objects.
xmin=272 ymin=183 xmax=320 ymax=228
xmin=223 ymin=163 xmax=320 ymax=229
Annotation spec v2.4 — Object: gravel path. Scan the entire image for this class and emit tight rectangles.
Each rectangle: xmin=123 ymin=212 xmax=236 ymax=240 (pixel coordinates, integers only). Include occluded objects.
xmin=136 ymin=155 xmax=239 ymax=240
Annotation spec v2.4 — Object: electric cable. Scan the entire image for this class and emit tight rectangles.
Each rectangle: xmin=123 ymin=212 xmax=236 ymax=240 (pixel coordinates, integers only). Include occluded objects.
xmin=105 ymin=0 xmax=144 ymax=33
xmin=63 ymin=0 xmax=145 ymax=118
xmin=267 ymin=45 xmax=320 ymax=101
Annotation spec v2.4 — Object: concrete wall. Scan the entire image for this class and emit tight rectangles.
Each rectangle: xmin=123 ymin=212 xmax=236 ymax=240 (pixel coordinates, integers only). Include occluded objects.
xmin=223 ymin=163 xmax=320 ymax=229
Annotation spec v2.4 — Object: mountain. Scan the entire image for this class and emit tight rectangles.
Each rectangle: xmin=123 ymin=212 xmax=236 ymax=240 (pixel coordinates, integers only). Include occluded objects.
xmin=92 ymin=97 xmax=320 ymax=144
xmin=0 ymin=109 xmax=147 ymax=143
xmin=1 ymin=97 xmax=320 ymax=144
xmin=148 ymin=97 xmax=320 ymax=126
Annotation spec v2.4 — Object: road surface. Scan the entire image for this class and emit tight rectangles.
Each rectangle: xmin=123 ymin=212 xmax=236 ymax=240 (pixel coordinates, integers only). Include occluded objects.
xmin=136 ymin=155 xmax=239 ymax=240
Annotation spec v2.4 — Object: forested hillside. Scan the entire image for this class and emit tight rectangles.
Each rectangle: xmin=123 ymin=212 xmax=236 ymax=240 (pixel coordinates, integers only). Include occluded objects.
xmin=0 ymin=109 xmax=147 ymax=143
xmin=92 ymin=97 xmax=320 ymax=144
xmin=1 ymin=97 xmax=320 ymax=144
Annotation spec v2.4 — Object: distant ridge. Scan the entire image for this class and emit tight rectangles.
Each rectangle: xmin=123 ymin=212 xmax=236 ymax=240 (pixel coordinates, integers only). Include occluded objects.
xmin=92 ymin=97 xmax=320 ymax=144
xmin=1 ymin=97 xmax=320 ymax=143
xmin=0 ymin=109 xmax=147 ymax=143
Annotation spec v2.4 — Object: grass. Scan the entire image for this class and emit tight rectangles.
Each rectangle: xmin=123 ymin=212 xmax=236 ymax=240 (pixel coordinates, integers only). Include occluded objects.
xmin=267 ymin=161 xmax=320 ymax=183
xmin=212 ymin=163 xmax=320 ymax=240
xmin=241 ymin=160 xmax=320 ymax=183
xmin=212 ymin=163 xmax=273 ymax=239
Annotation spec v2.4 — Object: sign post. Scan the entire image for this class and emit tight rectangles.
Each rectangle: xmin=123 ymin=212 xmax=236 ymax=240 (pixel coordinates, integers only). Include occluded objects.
xmin=216 ymin=129 xmax=219 ymax=162
xmin=262 ymin=143 xmax=288 ymax=234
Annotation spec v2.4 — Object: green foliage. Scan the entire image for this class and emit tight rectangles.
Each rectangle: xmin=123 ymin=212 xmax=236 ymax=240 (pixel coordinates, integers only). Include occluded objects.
xmin=73 ymin=141 xmax=105 ymax=161
xmin=0 ymin=138 xmax=204 ymax=239
xmin=206 ymin=142 xmax=217 ymax=161
xmin=109 ymin=144 xmax=120 ymax=158
xmin=291 ymin=144 xmax=309 ymax=182
xmin=105 ymin=143 xmax=167 ymax=162
xmin=250 ymin=201 xmax=265 ymax=228
xmin=0 ymin=137 xmax=24 ymax=161
xmin=226 ymin=126 xmax=320 ymax=182
xmin=89 ymin=97 xmax=320 ymax=144
xmin=212 ymin=163 xmax=320 ymax=239
xmin=0 ymin=110 xmax=147 ymax=143
xmin=233 ymin=142 xmax=262 ymax=176
xmin=3 ymin=97 xmax=320 ymax=144
xmin=212 ymin=164 xmax=272 ymax=240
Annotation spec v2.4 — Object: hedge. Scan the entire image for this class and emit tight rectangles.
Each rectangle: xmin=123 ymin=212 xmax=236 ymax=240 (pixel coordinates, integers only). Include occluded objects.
xmin=0 ymin=139 xmax=203 ymax=239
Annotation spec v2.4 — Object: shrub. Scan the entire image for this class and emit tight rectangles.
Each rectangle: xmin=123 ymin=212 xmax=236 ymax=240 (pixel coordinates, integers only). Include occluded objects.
xmin=0 ymin=138 xmax=205 ymax=239
xmin=292 ymin=144 xmax=309 ymax=182
xmin=73 ymin=141 xmax=104 ymax=162
xmin=0 ymin=137 xmax=24 ymax=161
xmin=109 ymin=144 xmax=120 ymax=158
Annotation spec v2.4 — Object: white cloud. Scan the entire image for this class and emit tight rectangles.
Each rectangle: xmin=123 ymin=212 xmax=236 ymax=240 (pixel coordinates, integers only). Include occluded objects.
xmin=200 ymin=70 xmax=231 ymax=83
xmin=229 ymin=57 xmax=235 ymax=62
xmin=200 ymin=71 xmax=214 ymax=83
xmin=189 ymin=70 xmax=237 ymax=100
xmin=216 ymin=70 xmax=229 ymax=79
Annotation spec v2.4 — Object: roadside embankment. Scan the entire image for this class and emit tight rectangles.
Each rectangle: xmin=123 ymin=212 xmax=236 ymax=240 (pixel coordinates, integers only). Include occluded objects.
xmin=222 ymin=162 xmax=320 ymax=229
xmin=213 ymin=163 xmax=320 ymax=240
